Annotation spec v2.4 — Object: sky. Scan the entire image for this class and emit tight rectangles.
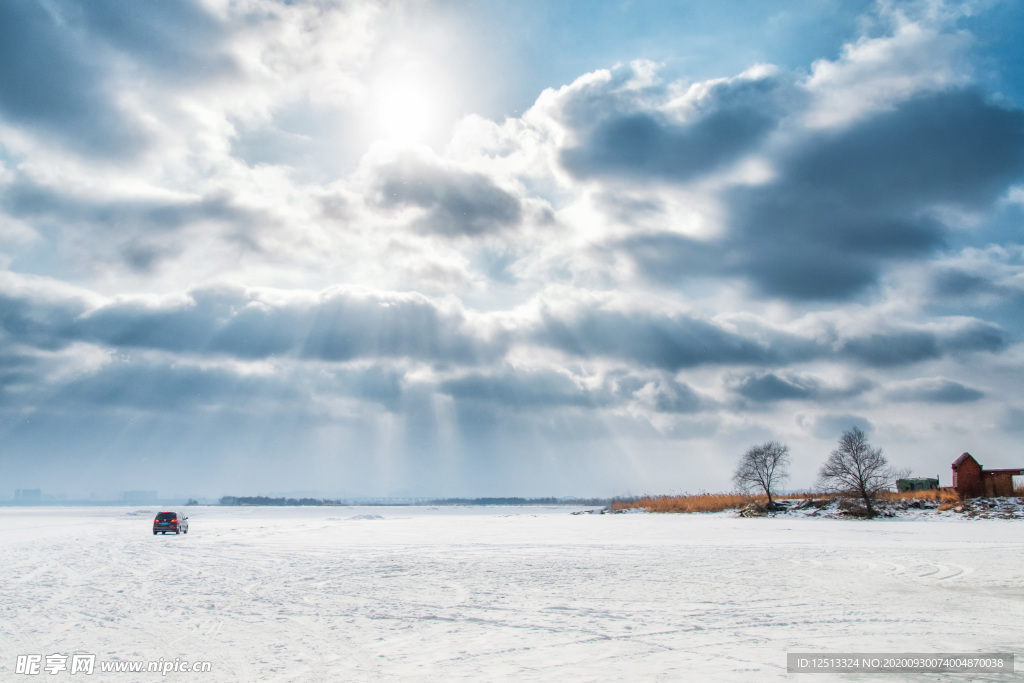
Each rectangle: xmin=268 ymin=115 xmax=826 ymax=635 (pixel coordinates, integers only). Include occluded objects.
xmin=2 ymin=0 xmax=1024 ymax=500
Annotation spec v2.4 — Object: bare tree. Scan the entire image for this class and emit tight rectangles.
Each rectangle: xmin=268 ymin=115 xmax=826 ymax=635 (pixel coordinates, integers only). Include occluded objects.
xmin=733 ymin=441 xmax=790 ymax=504
xmin=817 ymin=426 xmax=889 ymax=516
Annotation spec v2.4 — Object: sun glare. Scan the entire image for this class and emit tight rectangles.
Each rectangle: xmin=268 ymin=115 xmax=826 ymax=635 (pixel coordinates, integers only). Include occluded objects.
xmin=370 ymin=68 xmax=440 ymax=144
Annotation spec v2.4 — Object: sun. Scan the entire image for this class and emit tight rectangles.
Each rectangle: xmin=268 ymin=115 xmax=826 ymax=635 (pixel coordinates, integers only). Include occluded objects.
xmin=369 ymin=66 xmax=441 ymax=144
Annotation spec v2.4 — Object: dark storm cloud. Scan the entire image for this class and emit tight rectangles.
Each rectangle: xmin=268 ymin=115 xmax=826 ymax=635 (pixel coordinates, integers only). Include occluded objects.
xmin=0 ymin=281 xmax=505 ymax=365
xmin=615 ymin=90 xmax=1024 ymax=300
xmin=885 ymin=378 xmax=984 ymax=404
xmin=561 ymin=72 xmax=793 ymax=182
xmin=372 ymin=152 xmax=523 ymax=236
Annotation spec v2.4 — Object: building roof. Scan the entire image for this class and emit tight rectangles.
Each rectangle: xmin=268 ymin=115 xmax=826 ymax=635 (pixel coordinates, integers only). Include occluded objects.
xmin=951 ymin=452 xmax=979 ymax=469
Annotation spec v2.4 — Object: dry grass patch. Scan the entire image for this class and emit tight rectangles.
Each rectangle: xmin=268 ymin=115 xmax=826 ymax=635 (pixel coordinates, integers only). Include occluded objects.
xmin=877 ymin=488 xmax=959 ymax=504
xmin=613 ymin=487 xmax=962 ymax=514
xmin=613 ymin=493 xmax=764 ymax=513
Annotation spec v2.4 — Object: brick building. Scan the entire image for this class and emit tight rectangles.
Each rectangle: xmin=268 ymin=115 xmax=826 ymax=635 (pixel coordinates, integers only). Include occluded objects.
xmin=951 ymin=452 xmax=1023 ymax=498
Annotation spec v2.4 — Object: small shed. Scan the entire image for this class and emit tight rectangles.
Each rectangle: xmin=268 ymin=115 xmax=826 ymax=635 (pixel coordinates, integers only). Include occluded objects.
xmin=896 ymin=477 xmax=939 ymax=492
xmin=952 ymin=452 xmax=1023 ymax=498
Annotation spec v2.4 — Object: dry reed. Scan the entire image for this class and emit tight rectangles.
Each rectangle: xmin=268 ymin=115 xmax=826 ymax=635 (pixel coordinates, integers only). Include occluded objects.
xmin=613 ymin=492 xmax=765 ymax=513
xmin=614 ymin=486 xmax=961 ymax=514
xmin=876 ymin=488 xmax=959 ymax=503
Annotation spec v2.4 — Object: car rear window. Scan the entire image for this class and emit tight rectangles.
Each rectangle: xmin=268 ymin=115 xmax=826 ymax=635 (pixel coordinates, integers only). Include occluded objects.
xmin=155 ymin=512 xmax=176 ymax=520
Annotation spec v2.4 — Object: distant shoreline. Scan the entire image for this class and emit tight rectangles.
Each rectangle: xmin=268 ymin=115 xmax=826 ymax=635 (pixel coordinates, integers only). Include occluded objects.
xmin=217 ymin=495 xmax=615 ymax=507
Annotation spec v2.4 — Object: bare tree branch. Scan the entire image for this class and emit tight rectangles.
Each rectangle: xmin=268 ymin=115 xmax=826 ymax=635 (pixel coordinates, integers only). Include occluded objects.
xmin=733 ymin=441 xmax=790 ymax=504
xmin=816 ymin=426 xmax=889 ymax=516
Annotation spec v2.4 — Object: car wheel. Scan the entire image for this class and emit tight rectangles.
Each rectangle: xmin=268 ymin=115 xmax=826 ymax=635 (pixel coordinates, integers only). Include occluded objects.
xmin=153 ymin=530 xmax=157 ymax=535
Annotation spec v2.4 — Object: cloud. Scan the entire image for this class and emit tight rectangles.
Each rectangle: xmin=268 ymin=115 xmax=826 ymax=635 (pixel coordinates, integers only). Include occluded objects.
xmin=0 ymin=349 xmax=42 ymax=393
xmin=438 ymin=365 xmax=709 ymax=414
xmin=560 ymin=67 xmax=794 ymax=181
xmin=930 ymin=267 xmax=1003 ymax=298
xmin=781 ymin=90 xmax=1024 ymax=213
xmin=61 ymin=0 xmax=236 ymax=84
xmin=839 ymin=320 xmax=1004 ymax=366
xmin=439 ymin=367 xmax=600 ymax=410
xmin=531 ymin=305 xmax=775 ymax=370
xmin=527 ymin=298 xmax=1005 ymax=370
xmin=803 ymin=18 xmax=971 ymax=128
xmin=634 ymin=89 xmax=1024 ymax=301
xmin=1 ymin=1 xmax=1023 ymax=496
xmin=731 ymin=372 xmax=870 ymax=404
xmin=0 ymin=1 xmax=149 ymax=157
xmin=798 ymin=412 xmax=874 ymax=440
xmin=369 ymin=148 xmax=523 ymax=237
xmin=572 ymin=66 xmax=1024 ymax=303
xmin=617 ymin=374 xmax=706 ymax=414
xmin=0 ymin=176 xmax=267 ymax=272
xmin=0 ymin=277 xmax=505 ymax=366
xmin=51 ymin=360 xmax=287 ymax=411
xmin=0 ymin=351 xmax=408 ymax=421
xmin=885 ymin=378 xmax=984 ymax=404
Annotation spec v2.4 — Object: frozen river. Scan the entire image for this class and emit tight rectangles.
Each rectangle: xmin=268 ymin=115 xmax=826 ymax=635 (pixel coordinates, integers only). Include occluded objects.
xmin=0 ymin=506 xmax=1020 ymax=681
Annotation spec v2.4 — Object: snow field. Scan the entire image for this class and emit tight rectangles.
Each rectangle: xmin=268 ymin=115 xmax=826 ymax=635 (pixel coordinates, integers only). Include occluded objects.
xmin=0 ymin=506 xmax=1021 ymax=682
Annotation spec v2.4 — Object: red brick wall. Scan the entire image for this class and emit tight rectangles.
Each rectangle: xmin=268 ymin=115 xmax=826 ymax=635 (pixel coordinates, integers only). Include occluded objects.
xmin=985 ymin=472 xmax=1015 ymax=497
xmin=953 ymin=458 xmax=983 ymax=497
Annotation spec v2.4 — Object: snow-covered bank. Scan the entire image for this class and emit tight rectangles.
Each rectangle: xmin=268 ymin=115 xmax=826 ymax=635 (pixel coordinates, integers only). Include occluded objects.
xmin=733 ymin=496 xmax=1024 ymax=520
xmin=1 ymin=506 xmax=1021 ymax=681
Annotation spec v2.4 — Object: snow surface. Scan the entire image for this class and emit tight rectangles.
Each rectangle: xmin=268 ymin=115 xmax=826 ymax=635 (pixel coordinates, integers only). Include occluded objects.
xmin=1 ymin=506 xmax=1021 ymax=681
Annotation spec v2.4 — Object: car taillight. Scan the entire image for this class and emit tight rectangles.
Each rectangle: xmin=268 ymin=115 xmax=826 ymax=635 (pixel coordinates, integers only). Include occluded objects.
xmin=172 ymin=519 xmax=177 ymax=523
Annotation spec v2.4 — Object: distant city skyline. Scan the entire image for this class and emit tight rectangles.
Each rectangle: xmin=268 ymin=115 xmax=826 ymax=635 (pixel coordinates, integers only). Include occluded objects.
xmin=2 ymin=0 xmax=1024 ymax=498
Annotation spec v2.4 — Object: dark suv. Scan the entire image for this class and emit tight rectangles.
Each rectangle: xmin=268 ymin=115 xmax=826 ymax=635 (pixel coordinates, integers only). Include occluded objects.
xmin=153 ymin=511 xmax=188 ymax=535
